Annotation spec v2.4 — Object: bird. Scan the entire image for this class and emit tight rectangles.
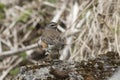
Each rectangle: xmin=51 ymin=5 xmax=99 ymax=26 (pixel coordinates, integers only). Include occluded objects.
xmin=38 ymin=22 xmax=66 ymax=51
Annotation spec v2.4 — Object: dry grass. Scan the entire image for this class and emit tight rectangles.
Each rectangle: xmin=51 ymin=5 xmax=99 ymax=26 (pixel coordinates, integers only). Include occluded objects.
xmin=65 ymin=0 xmax=120 ymax=61
xmin=0 ymin=0 xmax=120 ymax=60
xmin=0 ymin=0 xmax=120 ymax=79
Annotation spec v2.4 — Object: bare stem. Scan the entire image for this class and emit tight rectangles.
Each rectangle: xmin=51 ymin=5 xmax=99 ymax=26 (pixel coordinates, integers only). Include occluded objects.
xmin=0 ymin=43 xmax=39 ymax=57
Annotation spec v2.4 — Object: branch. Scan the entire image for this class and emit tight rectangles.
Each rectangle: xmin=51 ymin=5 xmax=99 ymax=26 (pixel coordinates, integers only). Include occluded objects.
xmin=0 ymin=43 xmax=39 ymax=57
xmin=0 ymin=57 xmax=23 ymax=80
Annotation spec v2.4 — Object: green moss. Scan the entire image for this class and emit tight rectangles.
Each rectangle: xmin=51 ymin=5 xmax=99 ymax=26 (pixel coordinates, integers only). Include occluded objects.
xmin=17 ymin=12 xmax=30 ymax=22
xmin=20 ymin=52 xmax=27 ymax=59
xmin=0 ymin=3 xmax=5 ymax=19
xmin=0 ymin=12 xmax=5 ymax=19
xmin=0 ymin=3 xmax=5 ymax=11
xmin=17 ymin=9 xmax=32 ymax=22
xmin=47 ymin=0 xmax=58 ymax=3
xmin=9 ymin=67 xmax=19 ymax=75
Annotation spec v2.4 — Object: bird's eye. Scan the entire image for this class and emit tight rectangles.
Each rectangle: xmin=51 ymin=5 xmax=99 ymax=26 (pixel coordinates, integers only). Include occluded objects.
xmin=46 ymin=22 xmax=57 ymax=29
xmin=50 ymin=23 xmax=57 ymax=27
xmin=50 ymin=24 xmax=55 ymax=26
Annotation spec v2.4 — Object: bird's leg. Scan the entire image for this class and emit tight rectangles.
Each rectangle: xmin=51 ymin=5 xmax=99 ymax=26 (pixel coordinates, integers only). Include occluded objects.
xmin=57 ymin=50 xmax=60 ymax=55
xmin=37 ymin=38 xmax=42 ymax=48
xmin=44 ymin=48 xmax=50 ymax=52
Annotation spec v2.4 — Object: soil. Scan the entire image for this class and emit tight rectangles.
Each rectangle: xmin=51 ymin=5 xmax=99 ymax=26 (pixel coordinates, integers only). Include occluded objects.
xmin=15 ymin=51 xmax=120 ymax=80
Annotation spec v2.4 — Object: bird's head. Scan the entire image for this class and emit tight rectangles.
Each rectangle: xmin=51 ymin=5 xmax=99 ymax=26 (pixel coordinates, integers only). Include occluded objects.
xmin=45 ymin=22 xmax=58 ymax=29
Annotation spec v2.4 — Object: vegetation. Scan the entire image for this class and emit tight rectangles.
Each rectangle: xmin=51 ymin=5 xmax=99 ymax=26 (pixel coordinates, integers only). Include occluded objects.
xmin=0 ymin=0 xmax=119 ymax=79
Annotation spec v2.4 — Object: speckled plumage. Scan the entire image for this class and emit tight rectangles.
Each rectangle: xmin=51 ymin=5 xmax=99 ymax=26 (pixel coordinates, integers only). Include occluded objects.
xmin=41 ymin=22 xmax=65 ymax=50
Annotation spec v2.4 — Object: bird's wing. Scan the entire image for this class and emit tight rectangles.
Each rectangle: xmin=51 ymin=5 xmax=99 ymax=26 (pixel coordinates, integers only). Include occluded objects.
xmin=41 ymin=30 xmax=58 ymax=45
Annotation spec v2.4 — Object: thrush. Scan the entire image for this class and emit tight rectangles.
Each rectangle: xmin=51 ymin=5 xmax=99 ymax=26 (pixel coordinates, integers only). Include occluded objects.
xmin=38 ymin=22 xmax=66 ymax=51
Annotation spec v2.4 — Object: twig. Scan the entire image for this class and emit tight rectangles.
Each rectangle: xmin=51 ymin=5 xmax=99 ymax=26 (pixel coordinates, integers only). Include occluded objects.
xmin=0 ymin=38 xmax=13 ymax=49
xmin=0 ymin=56 xmax=18 ymax=70
xmin=13 ymin=27 xmax=18 ymax=49
xmin=0 ymin=58 xmax=23 ymax=80
xmin=0 ymin=40 xmax=2 ymax=52
xmin=0 ymin=43 xmax=39 ymax=57
xmin=51 ymin=0 xmax=68 ymax=22
xmin=43 ymin=1 xmax=57 ymax=8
